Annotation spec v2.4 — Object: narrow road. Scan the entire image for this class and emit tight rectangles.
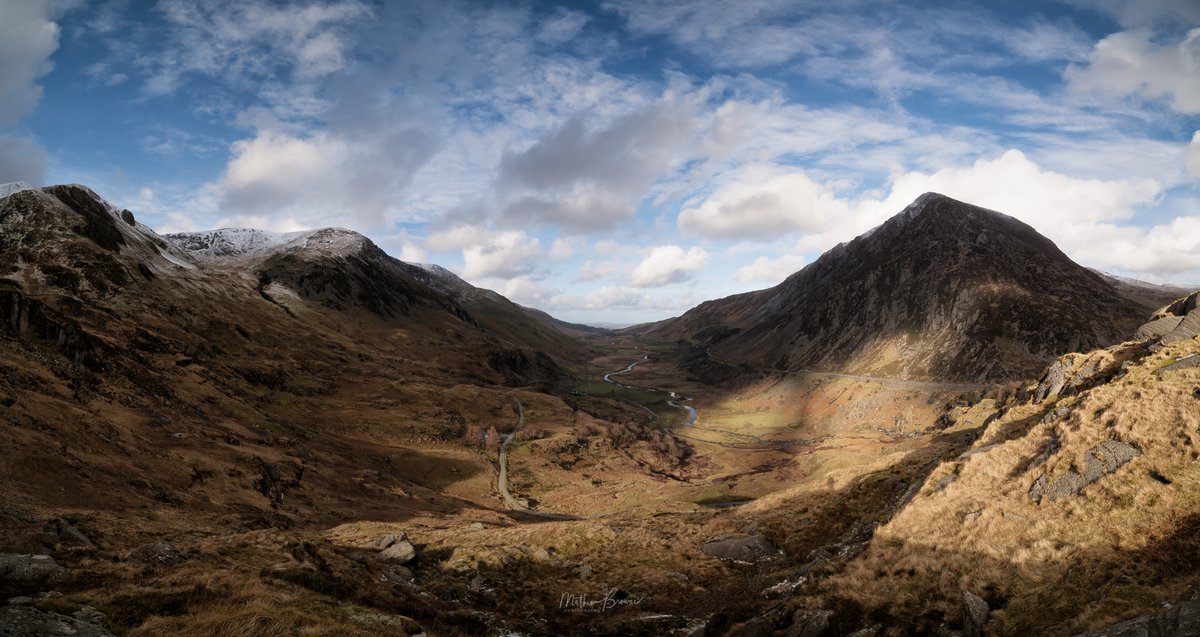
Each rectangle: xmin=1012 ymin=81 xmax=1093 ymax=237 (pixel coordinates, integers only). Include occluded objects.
xmin=497 ymin=397 xmax=588 ymax=521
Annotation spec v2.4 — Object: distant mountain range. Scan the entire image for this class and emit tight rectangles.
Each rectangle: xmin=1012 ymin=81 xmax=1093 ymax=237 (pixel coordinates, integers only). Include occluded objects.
xmin=639 ymin=192 xmax=1187 ymax=382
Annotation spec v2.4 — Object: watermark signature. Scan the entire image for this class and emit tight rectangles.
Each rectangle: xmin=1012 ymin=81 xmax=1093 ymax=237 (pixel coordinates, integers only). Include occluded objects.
xmin=558 ymin=588 xmax=645 ymax=613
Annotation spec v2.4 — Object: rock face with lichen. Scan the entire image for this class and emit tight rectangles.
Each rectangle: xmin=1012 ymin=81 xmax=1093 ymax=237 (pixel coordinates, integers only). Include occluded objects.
xmin=646 ymin=193 xmax=1175 ymax=382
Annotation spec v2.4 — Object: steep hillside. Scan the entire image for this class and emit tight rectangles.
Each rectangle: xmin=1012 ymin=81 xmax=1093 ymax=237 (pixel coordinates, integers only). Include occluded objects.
xmin=726 ymin=291 xmax=1200 ymax=636
xmin=648 ymin=193 xmax=1176 ymax=383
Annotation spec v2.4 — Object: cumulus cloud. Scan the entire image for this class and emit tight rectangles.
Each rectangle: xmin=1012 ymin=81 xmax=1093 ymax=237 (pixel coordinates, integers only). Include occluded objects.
xmin=735 ymin=253 xmax=808 ymax=284
xmin=497 ymin=96 xmax=694 ymax=230
xmin=1065 ymin=27 xmax=1200 ymax=114
xmin=0 ymin=0 xmax=63 ymax=127
xmin=630 ymin=245 xmax=709 ymax=287
xmin=0 ymin=0 xmax=68 ymax=183
xmin=678 ymin=164 xmax=852 ymax=239
xmin=460 ymin=231 xmax=541 ymax=279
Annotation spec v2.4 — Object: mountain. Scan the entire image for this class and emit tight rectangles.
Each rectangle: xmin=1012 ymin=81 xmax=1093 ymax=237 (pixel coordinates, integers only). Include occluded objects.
xmin=645 ymin=192 xmax=1181 ymax=382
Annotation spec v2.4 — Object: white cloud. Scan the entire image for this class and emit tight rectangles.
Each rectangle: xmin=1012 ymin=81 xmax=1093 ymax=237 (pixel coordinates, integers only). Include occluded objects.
xmin=548 ymin=237 xmax=578 ymax=260
xmin=460 ymin=230 xmax=541 ymax=279
xmin=144 ymin=0 xmax=371 ymax=95
xmin=1188 ymin=131 xmax=1200 ymax=179
xmin=497 ymin=96 xmax=694 ymax=230
xmin=630 ymin=245 xmax=709 ymax=287
xmin=678 ymin=164 xmax=852 ymax=239
xmin=1065 ymin=27 xmax=1200 ymax=114
xmin=735 ymin=254 xmax=808 ymax=284
xmin=0 ymin=0 xmax=69 ymax=184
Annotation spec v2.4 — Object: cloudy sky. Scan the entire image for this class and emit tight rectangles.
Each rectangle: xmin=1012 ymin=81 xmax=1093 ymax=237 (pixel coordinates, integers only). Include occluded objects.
xmin=2 ymin=0 xmax=1199 ymax=324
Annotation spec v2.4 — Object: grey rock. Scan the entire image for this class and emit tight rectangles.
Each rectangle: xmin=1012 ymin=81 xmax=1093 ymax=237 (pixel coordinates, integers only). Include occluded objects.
xmin=1137 ymin=315 xmax=1185 ymax=341
xmin=701 ymin=534 xmax=777 ymax=563
xmin=962 ymin=591 xmax=989 ymax=637
xmin=1046 ymin=470 xmax=1089 ymax=501
xmin=847 ymin=629 xmax=880 ymax=637
xmin=39 ymin=519 xmax=94 ymax=549
xmin=379 ymin=540 xmax=416 ymax=564
xmin=963 ymin=511 xmax=981 ymax=523
xmin=1155 ymin=354 xmax=1200 ymax=376
xmin=377 ymin=532 xmax=408 ymax=551
xmin=466 ymin=522 xmax=484 ymax=531
xmin=127 ymin=541 xmax=186 ymax=566
xmin=5 ymin=598 xmax=32 ymax=606
xmin=1163 ymin=312 xmax=1200 ymax=344
xmin=787 ymin=608 xmax=833 ymax=637
xmin=933 ymin=474 xmax=958 ymax=492
xmin=0 ymin=604 xmax=114 ymax=636
xmin=382 ymin=567 xmax=413 ymax=584
xmin=1034 ymin=357 xmax=1075 ymax=403
xmin=72 ymin=606 xmax=106 ymax=625
xmin=1076 ymin=597 xmax=1200 ymax=636
xmin=0 ymin=555 xmax=63 ymax=583
xmin=1033 ymin=439 xmax=1140 ymax=502
xmin=741 ymin=604 xmax=789 ymax=637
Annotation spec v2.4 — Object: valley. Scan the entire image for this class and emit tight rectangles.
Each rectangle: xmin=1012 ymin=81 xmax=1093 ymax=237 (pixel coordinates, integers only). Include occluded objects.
xmin=0 ymin=184 xmax=1197 ymax=637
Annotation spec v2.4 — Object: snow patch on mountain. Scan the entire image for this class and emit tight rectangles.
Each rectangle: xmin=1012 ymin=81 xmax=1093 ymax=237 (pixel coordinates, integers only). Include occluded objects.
xmin=166 ymin=227 xmax=373 ymax=261
xmin=0 ymin=182 xmax=35 ymax=199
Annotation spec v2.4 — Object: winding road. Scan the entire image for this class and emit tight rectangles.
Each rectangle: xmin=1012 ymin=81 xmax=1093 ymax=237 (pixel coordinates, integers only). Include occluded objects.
xmin=497 ymin=397 xmax=593 ymax=520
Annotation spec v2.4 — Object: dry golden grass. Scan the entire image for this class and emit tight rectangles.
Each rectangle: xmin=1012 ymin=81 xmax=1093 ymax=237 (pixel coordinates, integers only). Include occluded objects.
xmin=803 ymin=337 xmax=1200 ymax=635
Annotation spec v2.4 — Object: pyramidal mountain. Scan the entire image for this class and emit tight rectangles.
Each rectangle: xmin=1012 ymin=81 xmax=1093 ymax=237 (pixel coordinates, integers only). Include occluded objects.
xmin=645 ymin=192 xmax=1184 ymax=382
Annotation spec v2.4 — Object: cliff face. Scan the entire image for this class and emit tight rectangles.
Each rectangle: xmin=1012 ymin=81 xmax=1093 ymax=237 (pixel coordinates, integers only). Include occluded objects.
xmin=651 ymin=193 xmax=1175 ymax=382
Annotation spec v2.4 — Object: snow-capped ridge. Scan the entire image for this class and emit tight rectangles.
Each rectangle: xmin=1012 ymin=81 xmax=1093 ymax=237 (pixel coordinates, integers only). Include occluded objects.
xmin=0 ymin=182 xmax=35 ymax=199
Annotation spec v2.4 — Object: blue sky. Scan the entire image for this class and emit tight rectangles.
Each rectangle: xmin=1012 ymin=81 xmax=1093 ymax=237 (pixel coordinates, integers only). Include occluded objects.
xmin=2 ymin=0 xmax=1199 ymax=324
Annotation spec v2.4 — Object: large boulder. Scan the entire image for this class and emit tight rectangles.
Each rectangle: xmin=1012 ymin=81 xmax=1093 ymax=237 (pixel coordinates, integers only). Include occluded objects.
xmin=37 ymin=519 xmax=94 ymax=549
xmin=378 ymin=536 xmax=416 ymax=565
xmin=701 ymin=534 xmax=777 ymax=563
xmin=127 ymin=541 xmax=187 ymax=566
xmin=962 ymin=591 xmax=990 ymax=637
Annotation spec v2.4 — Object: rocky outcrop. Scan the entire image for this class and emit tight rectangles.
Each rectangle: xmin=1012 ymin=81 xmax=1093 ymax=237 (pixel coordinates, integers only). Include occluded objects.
xmin=1076 ymin=598 xmax=1200 ymax=636
xmin=0 ymin=603 xmax=113 ymax=637
xmin=1029 ymin=440 xmax=1140 ymax=503
xmin=701 ymin=534 xmax=777 ymax=563
xmin=1138 ymin=292 xmax=1200 ymax=346
xmin=1032 ymin=344 xmax=1141 ymax=404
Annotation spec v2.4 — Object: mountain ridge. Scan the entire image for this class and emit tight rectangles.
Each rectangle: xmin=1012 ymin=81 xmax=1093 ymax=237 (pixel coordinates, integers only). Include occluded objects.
xmin=644 ymin=192 xmax=1181 ymax=382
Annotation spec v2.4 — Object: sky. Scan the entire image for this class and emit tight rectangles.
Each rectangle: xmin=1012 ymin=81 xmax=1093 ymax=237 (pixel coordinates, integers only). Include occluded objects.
xmin=1 ymin=0 xmax=1199 ymax=325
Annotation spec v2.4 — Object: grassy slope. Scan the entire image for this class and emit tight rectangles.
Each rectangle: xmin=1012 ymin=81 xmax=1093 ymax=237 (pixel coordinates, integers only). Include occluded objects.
xmin=799 ymin=335 xmax=1200 ymax=635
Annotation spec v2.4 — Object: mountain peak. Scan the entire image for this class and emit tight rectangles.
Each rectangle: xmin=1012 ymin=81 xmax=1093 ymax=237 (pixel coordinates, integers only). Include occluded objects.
xmin=650 ymin=194 xmax=1162 ymax=382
